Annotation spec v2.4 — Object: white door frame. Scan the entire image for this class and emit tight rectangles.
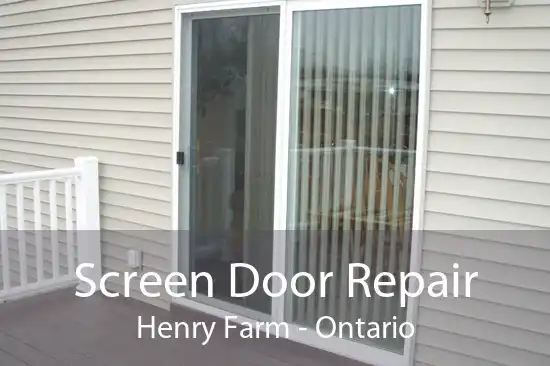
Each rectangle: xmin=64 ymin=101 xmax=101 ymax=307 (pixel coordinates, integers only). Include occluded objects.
xmin=171 ymin=0 xmax=432 ymax=365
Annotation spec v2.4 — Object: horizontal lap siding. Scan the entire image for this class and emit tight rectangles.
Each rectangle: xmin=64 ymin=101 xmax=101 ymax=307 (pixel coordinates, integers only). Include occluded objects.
xmin=418 ymin=1 xmax=550 ymax=365
xmin=3 ymin=0 xmax=548 ymax=361
xmin=0 ymin=0 xmax=177 ymax=308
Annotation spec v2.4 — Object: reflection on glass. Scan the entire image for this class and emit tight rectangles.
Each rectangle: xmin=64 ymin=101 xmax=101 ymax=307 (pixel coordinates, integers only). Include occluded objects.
xmin=189 ymin=12 xmax=280 ymax=314
xmin=286 ymin=5 xmax=421 ymax=353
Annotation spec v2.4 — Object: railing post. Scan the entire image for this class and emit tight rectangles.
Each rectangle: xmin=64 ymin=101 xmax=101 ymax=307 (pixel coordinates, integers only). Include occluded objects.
xmin=74 ymin=157 xmax=101 ymax=293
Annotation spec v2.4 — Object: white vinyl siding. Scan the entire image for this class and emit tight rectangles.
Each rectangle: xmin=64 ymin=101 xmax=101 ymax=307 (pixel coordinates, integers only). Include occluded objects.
xmin=416 ymin=1 xmax=550 ymax=365
xmin=0 ymin=0 xmax=178 ymax=308
xmin=1 ymin=0 xmax=550 ymax=362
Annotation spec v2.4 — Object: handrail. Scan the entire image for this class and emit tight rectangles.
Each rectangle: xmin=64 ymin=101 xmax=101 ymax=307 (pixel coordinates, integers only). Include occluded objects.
xmin=0 ymin=167 xmax=80 ymax=185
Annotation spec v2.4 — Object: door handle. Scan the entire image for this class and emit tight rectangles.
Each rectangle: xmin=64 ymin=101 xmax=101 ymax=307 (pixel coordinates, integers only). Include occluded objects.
xmin=176 ymin=151 xmax=185 ymax=165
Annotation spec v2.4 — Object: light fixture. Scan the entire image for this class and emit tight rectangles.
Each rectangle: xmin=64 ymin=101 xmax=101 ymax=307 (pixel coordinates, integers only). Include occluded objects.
xmin=389 ymin=86 xmax=396 ymax=95
xmin=484 ymin=0 xmax=492 ymax=23
xmin=478 ymin=0 xmax=515 ymax=24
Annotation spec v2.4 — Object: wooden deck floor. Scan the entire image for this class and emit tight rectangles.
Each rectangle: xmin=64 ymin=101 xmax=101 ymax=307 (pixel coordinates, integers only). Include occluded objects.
xmin=0 ymin=288 xmax=370 ymax=366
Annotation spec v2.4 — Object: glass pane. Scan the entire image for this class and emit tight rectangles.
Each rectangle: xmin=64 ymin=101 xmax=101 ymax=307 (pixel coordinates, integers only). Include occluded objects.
xmin=188 ymin=12 xmax=280 ymax=314
xmin=286 ymin=5 xmax=421 ymax=353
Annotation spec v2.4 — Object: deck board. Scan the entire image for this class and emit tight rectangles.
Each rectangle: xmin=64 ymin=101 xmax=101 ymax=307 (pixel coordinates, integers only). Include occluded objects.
xmin=0 ymin=288 xmax=370 ymax=366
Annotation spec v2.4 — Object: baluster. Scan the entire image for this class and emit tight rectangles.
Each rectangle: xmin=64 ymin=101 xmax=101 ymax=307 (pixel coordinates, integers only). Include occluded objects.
xmin=34 ymin=181 xmax=44 ymax=282
xmin=49 ymin=180 xmax=59 ymax=279
xmin=16 ymin=184 xmax=28 ymax=286
xmin=0 ymin=185 xmax=10 ymax=291
xmin=65 ymin=178 xmax=75 ymax=276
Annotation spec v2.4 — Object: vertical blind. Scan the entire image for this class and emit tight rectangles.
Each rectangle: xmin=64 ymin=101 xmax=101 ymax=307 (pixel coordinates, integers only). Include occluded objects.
xmin=286 ymin=5 xmax=421 ymax=353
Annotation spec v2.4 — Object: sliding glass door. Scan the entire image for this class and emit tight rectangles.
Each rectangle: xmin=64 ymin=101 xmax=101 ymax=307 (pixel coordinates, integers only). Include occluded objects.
xmin=285 ymin=5 xmax=421 ymax=353
xmin=176 ymin=1 xmax=425 ymax=364
xmin=178 ymin=7 xmax=281 ymax=316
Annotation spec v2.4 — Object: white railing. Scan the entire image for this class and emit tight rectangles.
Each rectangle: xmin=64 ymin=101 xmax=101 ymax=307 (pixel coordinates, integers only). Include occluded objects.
xmin=0 ymin=157 xmax=101 ymax=302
